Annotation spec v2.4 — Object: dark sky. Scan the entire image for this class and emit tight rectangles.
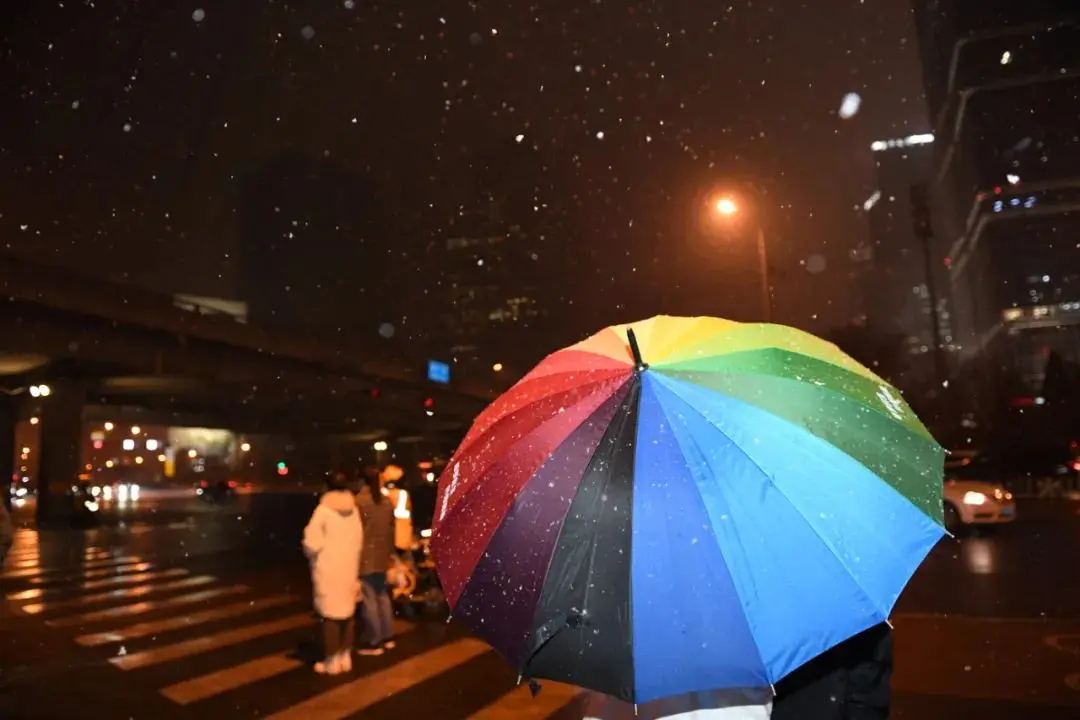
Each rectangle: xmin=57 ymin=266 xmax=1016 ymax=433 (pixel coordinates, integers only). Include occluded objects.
xmin=0 ymin=0 xmax=930 ymax=351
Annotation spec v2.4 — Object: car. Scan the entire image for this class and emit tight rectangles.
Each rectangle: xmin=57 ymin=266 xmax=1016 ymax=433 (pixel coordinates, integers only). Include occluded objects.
xmin=195 ymin=478 xmax=237 ymax=503
xmin=77 ymin=470 xmax=143 ymax=503
xmin=943 ymin=455 xmax=1017 ymax=532
xmin=947 ymin=444 xmax=1079 ymax=498
xmin=942 ymin=478 xmax=1016 ymax=532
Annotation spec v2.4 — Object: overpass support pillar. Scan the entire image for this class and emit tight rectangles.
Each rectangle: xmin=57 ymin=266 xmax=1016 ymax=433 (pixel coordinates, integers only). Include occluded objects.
xmin=0 ymin=396 xmax=14 ymax=511
xmin=36 ymin=380 xmax=86 ymax=525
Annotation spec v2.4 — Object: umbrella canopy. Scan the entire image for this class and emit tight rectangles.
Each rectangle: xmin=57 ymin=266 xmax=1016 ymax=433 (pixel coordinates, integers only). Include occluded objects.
xmin=430 ymin=315 xmax=945 ymax=704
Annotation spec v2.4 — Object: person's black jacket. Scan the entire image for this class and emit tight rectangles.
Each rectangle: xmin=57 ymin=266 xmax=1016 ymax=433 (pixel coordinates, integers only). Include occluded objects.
xmin=771 ymin=622 xmax=893 ymax=720
xmin=0 ymin=500 xmax=13 ymax=565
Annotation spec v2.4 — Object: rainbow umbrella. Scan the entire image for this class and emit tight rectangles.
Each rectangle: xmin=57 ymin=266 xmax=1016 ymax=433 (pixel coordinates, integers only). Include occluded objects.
xmin=430 ymin=315 xmax=944 ymax=704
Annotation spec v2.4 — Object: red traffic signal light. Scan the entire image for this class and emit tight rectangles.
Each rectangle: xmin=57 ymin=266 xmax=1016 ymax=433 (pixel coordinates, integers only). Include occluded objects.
xmin=423 ymin=397 xmax=434 ymax=409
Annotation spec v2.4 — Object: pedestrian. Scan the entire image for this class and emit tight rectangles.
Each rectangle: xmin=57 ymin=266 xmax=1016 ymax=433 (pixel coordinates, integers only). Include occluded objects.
xmin=583 ymin=687 xmax=773 ymax=719
xmin=302 ymin=467 xmax=364 ymax=675
xmin=356 ymin=467 xmax=396 ymax=656
xmin=771 ymin=622 xmax=893 ymax=720
xmin=0 ymin=499 xmax=13 ymax=567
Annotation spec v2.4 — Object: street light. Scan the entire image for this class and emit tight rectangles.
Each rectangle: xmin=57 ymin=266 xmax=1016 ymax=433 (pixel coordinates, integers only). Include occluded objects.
xmin=239 ymin=442 xmax=251 ymax=453
xmin=373 ymin=440 xmax=389 ymax=452
xmin=710 ymin=192 xmax=771 ymax=322
xmin=714 ymin=197 xmax=738 ymax=216
xmin=492 ymin=363 xmax=504 ymax=372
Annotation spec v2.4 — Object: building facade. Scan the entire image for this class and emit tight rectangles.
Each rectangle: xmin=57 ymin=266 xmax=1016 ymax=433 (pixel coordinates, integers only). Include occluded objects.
xmin=863 ymin=133 xmax=955 ymax=388
xmin=912 ymin=1 xmax=1080 ymax=398
xmin=436 ymin=198 xmax=545 ymax=370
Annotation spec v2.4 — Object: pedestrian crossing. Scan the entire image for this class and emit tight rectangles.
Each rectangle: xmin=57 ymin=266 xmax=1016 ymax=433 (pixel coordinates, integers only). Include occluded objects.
xmin=2 ymin=527 xmax=588 ymax=719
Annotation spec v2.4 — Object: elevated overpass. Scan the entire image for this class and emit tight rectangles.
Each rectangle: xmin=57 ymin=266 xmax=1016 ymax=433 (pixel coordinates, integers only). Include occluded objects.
xmin=0 ymin=253 xmax=497 ymax=519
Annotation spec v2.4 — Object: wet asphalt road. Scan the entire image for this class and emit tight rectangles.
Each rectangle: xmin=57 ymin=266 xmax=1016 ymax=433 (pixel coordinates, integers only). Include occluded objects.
xmin=1 ymin=493 xmax=1079 ymax=719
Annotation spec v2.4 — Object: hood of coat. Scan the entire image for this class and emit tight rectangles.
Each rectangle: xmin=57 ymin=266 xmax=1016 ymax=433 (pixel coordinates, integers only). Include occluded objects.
xmin=320 ymin=489 xmax=358 ymax=517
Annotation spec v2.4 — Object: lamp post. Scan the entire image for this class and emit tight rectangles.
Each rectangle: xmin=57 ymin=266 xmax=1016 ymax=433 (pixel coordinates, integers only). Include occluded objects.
xmin=712 ymin=195 xmax=771 ymax=323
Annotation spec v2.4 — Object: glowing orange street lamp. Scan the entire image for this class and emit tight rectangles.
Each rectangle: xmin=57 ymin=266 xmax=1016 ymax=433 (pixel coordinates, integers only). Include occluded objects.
xmin=714 ymin=197 xmax=738 ymax=216
xmin=711 ymin=193 xmax=771 ymax=322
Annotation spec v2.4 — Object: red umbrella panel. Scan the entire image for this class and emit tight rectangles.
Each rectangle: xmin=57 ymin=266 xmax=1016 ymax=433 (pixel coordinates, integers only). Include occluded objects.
xmin=430 ymin=347 xmax=635 ymax=669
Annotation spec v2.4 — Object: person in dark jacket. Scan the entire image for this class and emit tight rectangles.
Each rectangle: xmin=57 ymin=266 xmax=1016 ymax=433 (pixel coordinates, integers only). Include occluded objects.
xmin=771 ymin=622 xmax=893 ymax=720
xmin=355 ymin=468 xmax=396 ymax=656
xmin=0 ymin=499 xmax=14 ymax=566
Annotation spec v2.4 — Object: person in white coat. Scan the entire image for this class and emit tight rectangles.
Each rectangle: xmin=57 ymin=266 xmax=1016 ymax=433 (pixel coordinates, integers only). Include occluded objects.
xmin=303 ymin=468 xmax=364 ymax=675
xmin=583 ymin=687 xmax=773 ymax=720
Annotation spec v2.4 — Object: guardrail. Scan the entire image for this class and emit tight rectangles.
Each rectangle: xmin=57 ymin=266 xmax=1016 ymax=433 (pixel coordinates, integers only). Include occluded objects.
xmin=1002 ymin=475 xmax=1080 ymax=499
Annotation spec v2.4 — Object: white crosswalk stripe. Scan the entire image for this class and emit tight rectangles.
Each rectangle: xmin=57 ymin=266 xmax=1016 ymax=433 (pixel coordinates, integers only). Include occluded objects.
xmin=1 ymin=542 xmax=586 ymax=719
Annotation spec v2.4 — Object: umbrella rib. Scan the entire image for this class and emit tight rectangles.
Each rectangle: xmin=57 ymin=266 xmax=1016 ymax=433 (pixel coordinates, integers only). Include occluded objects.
xmin=665 ymin=386 xmax=891 ymax=622
xmin=440 ymin=374 xmax=632 ymax=541
xmin=659 ymin=364 xmax=937 ymax=448
xmin=662 ymin=333 xmax=885 ymax=386
xmin=649 ymin=391 xmax=771 ymax=683
xmin=460 ymin=369 xmax=632 ymax=457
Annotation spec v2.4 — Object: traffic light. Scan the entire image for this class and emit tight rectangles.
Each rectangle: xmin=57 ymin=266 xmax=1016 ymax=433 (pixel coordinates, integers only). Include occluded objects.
xmin=423 ymin=397 xmax=434 ymax=409
xmin=909 ymin=184 xmax=933 ymax=240
xmin=276 ymin=461 xmax=289 ymax=476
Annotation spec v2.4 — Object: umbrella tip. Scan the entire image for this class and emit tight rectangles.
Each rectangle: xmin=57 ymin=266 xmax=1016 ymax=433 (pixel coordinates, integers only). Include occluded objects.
xmin=626 ymin=328 xmax=648 ymax=372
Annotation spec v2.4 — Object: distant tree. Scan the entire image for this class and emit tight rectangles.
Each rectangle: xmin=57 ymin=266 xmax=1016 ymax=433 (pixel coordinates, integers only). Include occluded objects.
xmin=823 ymin=323 xmax=909 ymax=386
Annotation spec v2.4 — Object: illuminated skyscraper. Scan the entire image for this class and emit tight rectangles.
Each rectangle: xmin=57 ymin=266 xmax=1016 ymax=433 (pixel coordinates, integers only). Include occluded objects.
xmin=912 ymin=2 xmax=1080 ymax=393
xmin=863 ymin=132 xmax=954 ymax=386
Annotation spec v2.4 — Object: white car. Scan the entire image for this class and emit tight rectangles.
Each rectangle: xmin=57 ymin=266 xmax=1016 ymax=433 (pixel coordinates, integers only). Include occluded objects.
xmin=942 ymin=478 xmax=1015 ymax=532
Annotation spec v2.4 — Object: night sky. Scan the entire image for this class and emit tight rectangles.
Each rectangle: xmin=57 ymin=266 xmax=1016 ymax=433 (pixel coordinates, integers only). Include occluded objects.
xmin=0 ymin=0 xmax=930 ymax=356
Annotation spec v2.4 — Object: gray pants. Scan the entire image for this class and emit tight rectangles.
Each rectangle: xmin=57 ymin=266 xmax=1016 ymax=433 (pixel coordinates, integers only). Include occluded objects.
xmin=360 ymin=572 xmax=394 ymax=645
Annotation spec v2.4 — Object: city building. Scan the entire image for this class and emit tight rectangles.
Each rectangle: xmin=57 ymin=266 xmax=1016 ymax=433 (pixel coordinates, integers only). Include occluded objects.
xmin=431 ymin=139 xmax=574 ymax=376
xmin=436 ymin=197 xmax=545 ymax=370
xmin=911 ymin=2 xmax=1080 ymax=398
xmin=862 ymin=132 xmax=955 ymax=387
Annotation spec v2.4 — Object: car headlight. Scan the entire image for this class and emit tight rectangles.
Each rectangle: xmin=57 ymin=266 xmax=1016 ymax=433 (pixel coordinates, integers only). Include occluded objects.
xmin=962 ymin=491 xmax=988 ymax=506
